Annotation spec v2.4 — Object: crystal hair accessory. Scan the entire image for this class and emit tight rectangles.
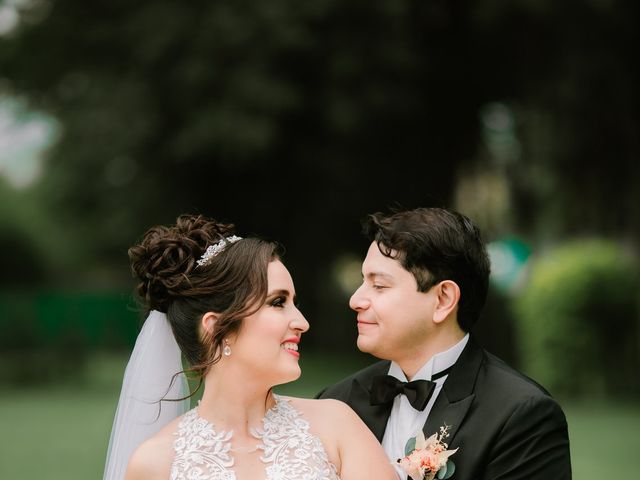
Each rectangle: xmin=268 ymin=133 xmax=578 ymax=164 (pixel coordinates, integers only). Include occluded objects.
xmin=196 ymin=235 xmax=243 ymax=267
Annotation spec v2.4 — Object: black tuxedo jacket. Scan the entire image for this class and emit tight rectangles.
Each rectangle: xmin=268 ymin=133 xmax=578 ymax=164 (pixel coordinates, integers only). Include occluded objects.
xmin=317 ymin=338 xmax=571 ymax=480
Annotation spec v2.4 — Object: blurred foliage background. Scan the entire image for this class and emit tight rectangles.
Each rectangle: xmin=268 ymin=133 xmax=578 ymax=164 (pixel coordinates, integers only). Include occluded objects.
xmin=0 ymin=0 xmax=639 ymax=478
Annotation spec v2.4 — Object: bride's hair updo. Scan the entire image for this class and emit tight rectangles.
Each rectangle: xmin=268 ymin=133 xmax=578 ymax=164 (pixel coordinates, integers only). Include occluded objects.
xmin=128 ymin=214 xmax=281 ymax=377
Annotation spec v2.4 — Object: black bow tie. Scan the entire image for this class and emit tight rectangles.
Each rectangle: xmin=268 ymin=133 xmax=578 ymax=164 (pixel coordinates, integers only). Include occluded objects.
xmin=369 ymin=366 xmax=452 ymax=411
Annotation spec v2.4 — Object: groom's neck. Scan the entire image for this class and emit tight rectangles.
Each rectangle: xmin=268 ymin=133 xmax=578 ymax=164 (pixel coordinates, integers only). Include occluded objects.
xmin=395 ymin=326 xmax=465 ymax=380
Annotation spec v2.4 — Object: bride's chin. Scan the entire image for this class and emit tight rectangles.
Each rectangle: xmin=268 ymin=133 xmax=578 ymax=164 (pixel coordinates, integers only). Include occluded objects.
xmin=276 ymin=366 xmax=302 ymax=385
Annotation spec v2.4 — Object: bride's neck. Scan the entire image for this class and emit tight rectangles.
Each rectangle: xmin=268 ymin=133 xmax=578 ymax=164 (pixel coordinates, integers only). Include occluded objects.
xmin=197 ymin=367 xmax=275 ymax=434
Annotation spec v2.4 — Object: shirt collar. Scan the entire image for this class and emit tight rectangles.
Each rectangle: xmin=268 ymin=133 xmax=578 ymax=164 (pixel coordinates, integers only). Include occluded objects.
xmin=388 ymin=333 xmax=469 ymax=382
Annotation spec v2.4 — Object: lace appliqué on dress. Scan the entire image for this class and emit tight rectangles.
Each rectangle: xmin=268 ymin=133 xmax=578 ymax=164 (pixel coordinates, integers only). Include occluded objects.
xmin=170 ymin=395 xmax=339 ymax=480
xmin=171 ymin=409 xmax=236 ymax=480
xmin=252 ymin=396 xmax=340 ymax=480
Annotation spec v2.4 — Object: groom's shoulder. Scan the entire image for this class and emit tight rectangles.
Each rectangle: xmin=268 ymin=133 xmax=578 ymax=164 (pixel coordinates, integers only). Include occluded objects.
xmin=315 ymin=360 xmax=389 ymax=400
xmin=476 ymin=349 xmax=569 ymax=433
xmin=479 ymin=348 xmax=555 ymax=400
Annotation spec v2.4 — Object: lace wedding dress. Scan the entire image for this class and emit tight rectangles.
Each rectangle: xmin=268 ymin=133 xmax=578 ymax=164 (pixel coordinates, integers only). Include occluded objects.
xmin=170 ymin=395 xmax=341 ymax=480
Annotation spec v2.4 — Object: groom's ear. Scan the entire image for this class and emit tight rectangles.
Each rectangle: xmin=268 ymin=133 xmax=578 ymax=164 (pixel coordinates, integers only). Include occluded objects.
xmin=432 ymin=280 xmax=461 ymax=324
xmin=200 ymin=312 xmax=219 ymax=334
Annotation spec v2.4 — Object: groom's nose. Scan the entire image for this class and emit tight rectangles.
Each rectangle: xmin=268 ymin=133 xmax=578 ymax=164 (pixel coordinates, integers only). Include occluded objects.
xmin=349 ymin=284 xmax=368 ymax=311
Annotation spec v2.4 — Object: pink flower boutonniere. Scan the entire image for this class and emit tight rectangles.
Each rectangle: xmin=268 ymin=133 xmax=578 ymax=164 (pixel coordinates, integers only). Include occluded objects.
xmin=396 ymin=425 xmax=458 ymax=480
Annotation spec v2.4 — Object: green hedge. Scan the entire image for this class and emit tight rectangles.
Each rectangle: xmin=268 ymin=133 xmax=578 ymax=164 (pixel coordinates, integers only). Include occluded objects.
xmin=515 ymin=240 xmax=640 ymax=397
xmin=0 ymin=290 xmax=141 ymax=384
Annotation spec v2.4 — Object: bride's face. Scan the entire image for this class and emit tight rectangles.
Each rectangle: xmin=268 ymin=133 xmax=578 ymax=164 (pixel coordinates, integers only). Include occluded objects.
xmin=229 ymin=260 xmax=309 ymax=385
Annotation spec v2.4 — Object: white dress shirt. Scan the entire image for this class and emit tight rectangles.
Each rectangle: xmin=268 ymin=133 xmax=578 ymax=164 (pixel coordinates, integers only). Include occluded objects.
xmin=382 ymin=334 xmax=469 ymax=478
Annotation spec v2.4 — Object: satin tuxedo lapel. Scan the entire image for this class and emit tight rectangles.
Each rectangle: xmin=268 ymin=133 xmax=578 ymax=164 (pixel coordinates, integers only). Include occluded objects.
xmin=346 ymin=361 xmax=392 ymax=442
xmin=423 ymin=338 xmax=484 ymax=444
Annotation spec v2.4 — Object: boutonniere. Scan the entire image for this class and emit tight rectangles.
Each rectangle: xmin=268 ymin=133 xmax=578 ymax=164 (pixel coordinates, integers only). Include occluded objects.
xmin=396 ymin=425 xmax=458 ymax=480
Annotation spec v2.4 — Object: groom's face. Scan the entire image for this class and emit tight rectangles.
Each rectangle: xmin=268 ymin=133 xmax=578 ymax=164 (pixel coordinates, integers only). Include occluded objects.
xmin=350 ymin=242 xmax=437 ymax=364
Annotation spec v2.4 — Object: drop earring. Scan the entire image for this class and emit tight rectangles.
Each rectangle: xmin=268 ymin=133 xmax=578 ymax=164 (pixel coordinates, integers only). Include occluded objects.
xmin=223 ymin=339 xmax=232 ymax=357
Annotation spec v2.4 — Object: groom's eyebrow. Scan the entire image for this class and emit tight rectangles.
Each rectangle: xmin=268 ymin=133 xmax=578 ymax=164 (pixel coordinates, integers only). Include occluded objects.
xmin=365 ymin=272 xmax=394 ymax=281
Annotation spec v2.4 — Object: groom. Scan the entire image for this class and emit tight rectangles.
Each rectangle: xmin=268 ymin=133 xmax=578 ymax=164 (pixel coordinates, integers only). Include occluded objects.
xmin=318 ymin=207 xmax=571 ymax=479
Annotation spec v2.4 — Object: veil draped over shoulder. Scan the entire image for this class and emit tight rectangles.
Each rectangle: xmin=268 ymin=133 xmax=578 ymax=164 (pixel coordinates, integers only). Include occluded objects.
xmin=103 ymin=310 xmax=190 ymax=480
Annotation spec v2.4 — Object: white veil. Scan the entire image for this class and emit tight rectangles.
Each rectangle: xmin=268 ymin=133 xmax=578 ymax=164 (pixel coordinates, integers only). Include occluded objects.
xmin=103 ymin=310 xmax=190 ymax=480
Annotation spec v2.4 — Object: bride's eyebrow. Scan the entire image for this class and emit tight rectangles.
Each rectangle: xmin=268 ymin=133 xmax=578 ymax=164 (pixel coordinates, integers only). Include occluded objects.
xmin=267 ymin=289 xmax=288 ymax=297
xmin=267 ymin=289 xmax=297 ymax=303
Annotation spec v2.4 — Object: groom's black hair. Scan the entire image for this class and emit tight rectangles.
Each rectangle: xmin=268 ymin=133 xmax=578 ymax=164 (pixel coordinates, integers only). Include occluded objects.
xmin=363 ymin=207 xmax=491 ymax=332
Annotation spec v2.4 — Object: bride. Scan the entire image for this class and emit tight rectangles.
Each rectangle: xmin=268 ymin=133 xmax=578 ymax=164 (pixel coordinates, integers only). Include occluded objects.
xmin=104 ymin=214 xmax=396 ymax=480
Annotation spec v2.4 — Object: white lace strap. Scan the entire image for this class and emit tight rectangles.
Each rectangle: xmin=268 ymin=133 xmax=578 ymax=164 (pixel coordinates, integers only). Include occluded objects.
xmin=254 ymin=396 xmax=341 ymax=480
xmin=171 ymin=409 xmax=236 ymax=480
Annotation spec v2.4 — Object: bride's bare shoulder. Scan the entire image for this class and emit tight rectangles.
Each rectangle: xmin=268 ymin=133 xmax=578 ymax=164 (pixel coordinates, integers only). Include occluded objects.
xmin=285 ymin=396 xmax=358 ymax=426
xmin=124 ymin=415 xmax=182 ymax=480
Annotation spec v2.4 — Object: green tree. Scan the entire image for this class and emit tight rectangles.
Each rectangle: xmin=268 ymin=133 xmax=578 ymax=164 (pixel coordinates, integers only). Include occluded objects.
xmin=1 ymin=0 xmax=638 ymax=351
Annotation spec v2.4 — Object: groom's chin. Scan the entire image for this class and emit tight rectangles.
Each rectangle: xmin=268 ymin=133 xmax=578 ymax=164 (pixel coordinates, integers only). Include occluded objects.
xmin=356 ymin=334 xmax=376 ymax=355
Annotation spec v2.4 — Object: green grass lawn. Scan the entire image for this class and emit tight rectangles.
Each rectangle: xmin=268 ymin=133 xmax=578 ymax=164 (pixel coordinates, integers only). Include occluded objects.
xmin=564 ymin=400 xmax=640 ymax=478
xmin=0 ymin=352 xmax=638 ymax=479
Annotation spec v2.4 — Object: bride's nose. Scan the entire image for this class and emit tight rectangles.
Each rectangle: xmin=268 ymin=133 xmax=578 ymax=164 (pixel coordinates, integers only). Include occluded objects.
xmin=291 ymin=307 xmax=310 ymax=333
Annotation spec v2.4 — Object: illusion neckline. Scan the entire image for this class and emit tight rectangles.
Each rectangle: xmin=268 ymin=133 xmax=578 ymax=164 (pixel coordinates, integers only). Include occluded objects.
xmin=192 ymin=393 xmax=285 ymax=434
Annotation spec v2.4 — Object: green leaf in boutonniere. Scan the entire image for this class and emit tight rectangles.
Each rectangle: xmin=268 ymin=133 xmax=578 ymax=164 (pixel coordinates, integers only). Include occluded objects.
xmin=436 ymin=459 xmax=456 ymax=479
xmin=404 ymin=436 xmax=417 ymax=456
xmin=396 ymin=426 xmax=458 ymax=480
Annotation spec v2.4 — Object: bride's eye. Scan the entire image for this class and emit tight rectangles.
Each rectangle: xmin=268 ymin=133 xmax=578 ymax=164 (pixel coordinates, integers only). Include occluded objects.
xmin=270 ymin=296 xmax=286 ymax=308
